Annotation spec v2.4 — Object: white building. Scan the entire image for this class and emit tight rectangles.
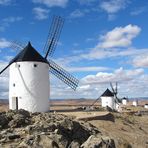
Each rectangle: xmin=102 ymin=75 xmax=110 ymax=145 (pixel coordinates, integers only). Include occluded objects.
xmin=101 ymin=88 xmax=115 ymax=110
xmin=122 ymin=97 xmax=128 ymax=105
xmin=132 ymin=100 xmax=138 ymax=107
xmin=144 ymin=104 xmax=148 ymax=109
xmin=9 ymin=42 xmax=49 ymax=112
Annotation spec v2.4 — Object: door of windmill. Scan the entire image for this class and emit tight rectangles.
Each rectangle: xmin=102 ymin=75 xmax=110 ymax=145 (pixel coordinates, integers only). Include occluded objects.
xmin=12 ymin=97 xmax=18 ymax=110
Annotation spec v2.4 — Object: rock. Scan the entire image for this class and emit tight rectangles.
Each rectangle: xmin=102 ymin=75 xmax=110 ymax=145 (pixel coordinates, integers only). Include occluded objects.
xmin=17 ymin=109 xmax=30 ymax=119
xmin=0 ymin=109 xmax=118 ymax=148
xmin=37 ymin=135 xmax=59 ymax=148
xmin=8 ymin=113 xmax=30 ymax=128
xmin=19 ymin=134 xmax=60 ymax=148
xmin=7 ymin=133 xmax=20 ymax=140
xmin=57 ymin=118 xmax=98 ymax=144
xmin=0 ymin=114 xmax=9 ymax=129
xmin=68 ymin=141 xmax=80 ymax=148
xmin=0 ymin=109 xmax=31 ymax=129
xmin=81 ymin=135 xmax=116 ymax=148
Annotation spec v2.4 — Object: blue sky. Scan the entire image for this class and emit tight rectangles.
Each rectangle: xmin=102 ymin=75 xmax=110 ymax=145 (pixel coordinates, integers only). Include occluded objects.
xmin=0 ymin=0 xmax=148 ymax=99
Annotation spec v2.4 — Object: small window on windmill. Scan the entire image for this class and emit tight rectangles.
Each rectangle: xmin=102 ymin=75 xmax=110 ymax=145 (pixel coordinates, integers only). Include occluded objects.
xmin=13 ymin=83 xmax=15 ymax=87
xmin=33 ymin=63 xmax=38 ymax=68
xmin=15 ymin=64 xmax=20 ymax=68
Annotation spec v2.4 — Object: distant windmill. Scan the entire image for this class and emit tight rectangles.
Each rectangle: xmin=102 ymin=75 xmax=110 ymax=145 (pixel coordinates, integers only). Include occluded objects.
xmin=0 ymin=16 xmax=79 ymax=112
xmin=90 ymin=82 xmax=121 ymax=111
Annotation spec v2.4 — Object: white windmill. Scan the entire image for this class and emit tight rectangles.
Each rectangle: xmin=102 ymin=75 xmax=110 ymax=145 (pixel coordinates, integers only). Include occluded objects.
xmin=100 ymin=82 xmax=120 ymax=110
xmin=90 ymin=82 xmax=120 ymax=111
xmin=101 ymin=88 xmax=115 ymax=109
xmin=0 ymin=16 xmax=79 ymax=112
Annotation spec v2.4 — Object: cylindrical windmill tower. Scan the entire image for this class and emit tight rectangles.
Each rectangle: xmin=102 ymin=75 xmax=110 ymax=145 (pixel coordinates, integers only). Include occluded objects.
xmin=101 ymin=88 xmax=115 ymax=109
xmin=9 ymin=42 xmax=49 ymax=112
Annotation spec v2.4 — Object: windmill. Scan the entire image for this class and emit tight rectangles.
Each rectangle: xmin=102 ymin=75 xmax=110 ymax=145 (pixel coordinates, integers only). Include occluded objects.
xmin=90 ymin=82 xmax=120 ymax=110
xmin=110 ymin=82 xmax=121 ymax=105
xmin=0 ymin=16 xmax=79 ymax=112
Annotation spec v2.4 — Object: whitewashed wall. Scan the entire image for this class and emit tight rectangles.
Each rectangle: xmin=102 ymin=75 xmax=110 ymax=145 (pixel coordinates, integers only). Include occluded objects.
xmin=101 ymin=96 xmax=115 ymax=109
xmin=132 ymin=101 xmax=138 ymax=106
xmin=122 ymin=99 xmax=127 ymax=105
xmin=9 ymin=62 xmax=49 ymax=112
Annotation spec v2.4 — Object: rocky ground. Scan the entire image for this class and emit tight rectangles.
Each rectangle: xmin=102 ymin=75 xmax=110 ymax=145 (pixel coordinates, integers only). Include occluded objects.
xmin=0 ymin=109 xmax=116 ymax=148
xmin=0 ymin=109 xmax=148 ymax=148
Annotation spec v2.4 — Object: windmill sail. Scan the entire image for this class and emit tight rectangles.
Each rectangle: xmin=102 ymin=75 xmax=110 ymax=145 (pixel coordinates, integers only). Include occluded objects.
xmin=44 ymin=16 xmax=64 ymax=58
xmin=48 ymin=59 xmax=79 ymax=90
xmin=0 ymin=63 xmax=11 ymax=75
xmin=10 ymin=41 xmax=25 ymax=51
xmin=110 ymin=82 xmax=120 ymax=104
xmin=0 ymin=41 xmax=25 ymax=75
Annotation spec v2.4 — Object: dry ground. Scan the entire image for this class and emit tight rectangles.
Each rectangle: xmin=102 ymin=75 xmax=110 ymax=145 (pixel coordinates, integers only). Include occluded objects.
xmin=58 ymin=110 xmax=148 ymax=148
xmin=1 ymin=100 xmax=148 ymax=148
xmin=51 ymin=100 xmax=148 ymax=148
xmin=0 ymin=104 xmax=8 ymax=112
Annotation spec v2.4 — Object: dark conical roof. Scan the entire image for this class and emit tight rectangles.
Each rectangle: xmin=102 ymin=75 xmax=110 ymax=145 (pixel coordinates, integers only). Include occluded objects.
xmin=10 ymin=42 xmax=48 ymax=64
xmin=101 ymin=88 xmax=114 ymax=97
xmin=122 ymin=97 xmax=127 ymax=100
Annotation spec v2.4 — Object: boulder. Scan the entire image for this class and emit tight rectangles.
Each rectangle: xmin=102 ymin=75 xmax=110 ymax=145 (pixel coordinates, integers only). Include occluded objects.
xmin=81 ymin=135 xmax=116 ymax=148
xmin=0 ymin=114 xmax=9 ymax=129
xmin=57 ymin=118 xmax=99 ymax=144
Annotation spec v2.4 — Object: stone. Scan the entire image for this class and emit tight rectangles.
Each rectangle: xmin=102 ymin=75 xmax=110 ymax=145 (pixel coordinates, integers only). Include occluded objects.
xmin=68 ymin=141 xmax=80 ymax=148
xmin=0 ymin=114 xmax=9 ymax=129
xmin=0 ymin=109 xmax=118 ymax=148
xmin=81 ymin=135 xmax=116 ymax=148
xmin=17 ymin=109 xmax=30 ymax=118
xmin=38 ymin=135 xmax=59 ymax=148
xmin=8 ymin=133 xmax=20 ymax=140
xmin=8 ymin=114 xmax=30 ymax=128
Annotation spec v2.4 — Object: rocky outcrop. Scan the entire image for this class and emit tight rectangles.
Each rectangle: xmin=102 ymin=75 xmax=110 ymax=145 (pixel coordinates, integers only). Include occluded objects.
xmin=81 ymin=135 xmax=115 ymax=148
xmin=0 ymin=109 xmax=31 ymax=129
xmin=0 ymin=109 xmax=116 ymax=148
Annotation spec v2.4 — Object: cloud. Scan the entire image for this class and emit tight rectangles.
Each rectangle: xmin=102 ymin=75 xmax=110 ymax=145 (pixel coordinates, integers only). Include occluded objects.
xmin=78 ymin=0 xmax=97 ymax=5
xmin=108 ymin=14 xmax=116 ymax=21
xmin=85 ymin=37 xmax=95 ymax=42
xmin=69 ymin=9 xmax=85 ymax=18
xmin=32 ymin=0 xmax=68 ymax=8
xmin=2 ymin=16 xmax=22 ymax=23
xmin=130 ymin=7 xmax=146 ymax=16
xmin=0 ymin=38 xmax=10 ymax=48
xmin=54 ymin=24 xmax=143 ymax=64
xmin=97 ymin=24 xmax=141 ymax=48
xmin=54 ymin=56 xmax=110 ymax=73
xmin=33 ymin=7 xmax=49 ymax=20
xmin=0 ymin=62 xmax=9 ymax=99
xmin=66 ymin=66 xmax=110 ymax=72
xmin=49 ymin=67 xmax=147 ymax=99
xmin=79 ymin=48 xmax=147 ymax=61
xmin=0 ymin=16 xmax=23 ymax=31
xmin=0 ymin=0 xmax=12 ymax=5
xmin=100 ymin=0 xmax=129 ymax=14
xmin=81 ymin=67 xmax=143 ymax=84
xmin=100 ymin=0 xmax=130 ymax=20
xmin=76 ymin=24 xmax=141 ymax=61
xmin=133 ymin=54 xmax=148 ymax=68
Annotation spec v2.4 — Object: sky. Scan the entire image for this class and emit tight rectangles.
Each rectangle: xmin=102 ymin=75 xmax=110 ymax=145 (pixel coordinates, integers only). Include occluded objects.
xmin=0 ymin=0 xmax=148 ymax=100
